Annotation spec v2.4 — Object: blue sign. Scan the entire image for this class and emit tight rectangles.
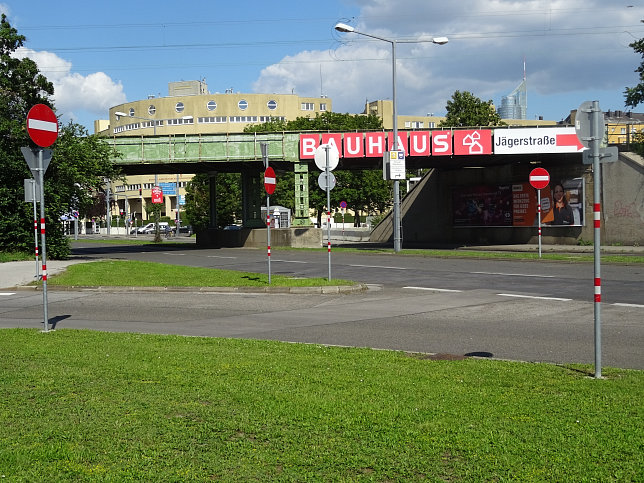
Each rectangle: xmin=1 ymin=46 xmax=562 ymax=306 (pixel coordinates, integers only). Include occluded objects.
xmin=159 ymin=182 xmax=176 ymax=195
xmin=178 ymin=195 xmax=186 ymax=206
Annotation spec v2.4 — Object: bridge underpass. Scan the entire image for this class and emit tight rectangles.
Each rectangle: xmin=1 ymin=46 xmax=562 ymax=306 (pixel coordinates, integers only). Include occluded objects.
xmin=106 ymin=130 xmax=591 ymax=247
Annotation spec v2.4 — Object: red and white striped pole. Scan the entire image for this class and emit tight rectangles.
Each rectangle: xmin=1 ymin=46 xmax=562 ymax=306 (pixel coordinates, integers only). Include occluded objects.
xmin=37 ymin=149 xmax=49 ymax=332
xmin=537 ymin=189 xmax=542 ymax=258
xmin=590 ymin=101 xmax=602 ymax=379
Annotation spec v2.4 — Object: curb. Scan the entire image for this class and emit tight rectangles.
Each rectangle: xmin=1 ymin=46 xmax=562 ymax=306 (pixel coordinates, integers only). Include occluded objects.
xmin=11 ymin=283 xmax=368 ymax=294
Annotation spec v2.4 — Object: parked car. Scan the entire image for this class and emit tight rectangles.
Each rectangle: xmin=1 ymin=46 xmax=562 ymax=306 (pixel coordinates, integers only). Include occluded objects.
xmin=137 ymin=222 xmax=169 ymax=234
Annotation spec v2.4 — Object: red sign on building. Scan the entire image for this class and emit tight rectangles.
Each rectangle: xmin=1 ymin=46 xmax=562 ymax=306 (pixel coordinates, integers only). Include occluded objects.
xmin=453 ymin=130 xmax=492 ymax=156
xmin=151 ymin=186 xmax=163 ymax=204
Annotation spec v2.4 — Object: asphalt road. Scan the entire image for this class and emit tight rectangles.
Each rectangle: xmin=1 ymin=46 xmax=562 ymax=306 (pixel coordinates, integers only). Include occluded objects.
xmin=1 ymin=240 xmax=642 ymax=369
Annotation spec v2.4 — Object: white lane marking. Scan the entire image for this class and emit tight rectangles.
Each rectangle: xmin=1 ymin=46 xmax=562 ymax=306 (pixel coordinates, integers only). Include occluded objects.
xmin=404 ymin=286 xmax=462 ymax=293
xmin=613 ymin=303 xmax=644 ymax=308
xmin=0 ymin=292 xmax=16 ymax=296
xmin=207 ymin=255 xmax=237 ymax=259
xmin=163 ymin=252 xmax=185 ymax=256
xmin=272 ymin=260 xmax=309 ymax=264
xmin=498 ymin=293 xmax=572 ymax=302
xmin=472 ymin=271 xmax=555 ymax=278
xmin=349 ymin=264 xmax=409 ymax=270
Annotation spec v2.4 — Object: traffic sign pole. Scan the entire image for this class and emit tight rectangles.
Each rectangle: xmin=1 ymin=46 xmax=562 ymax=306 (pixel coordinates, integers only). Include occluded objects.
xmin=325 ymin=145 xmax=332 ymax=281
xmin=261 ymin=143 xmax=271 ymax=284
xmin=38 ymin=149 xmax=49 ymax=332
xmin=537 ymin=189 xmax=542 ymax=258
xmin=590 ymin=100 xmax=603 ymax=379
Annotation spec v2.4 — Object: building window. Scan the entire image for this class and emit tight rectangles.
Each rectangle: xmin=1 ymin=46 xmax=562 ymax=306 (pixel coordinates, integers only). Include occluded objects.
xmin=175 ymin=102 xmax=184 ymax=113
xmin=198 ymin=116 xmax=227 ymax=124
xmin=167 ymin=118 xmax=193 ymax=125
xmin=148 ymin=105 xmax=156 ymax=115
xmin=238 ymin=99 xmax=248 ymax=110
xmin=267 ymin=100 xmax=277 ymax=110
xmin=301 ymin=102 xmax=314 ymax=111
xmin=229 ymin=116 xmax=258 ymax=123
xmin=207 ymin=100 xmax=217 ymax=111
xmin=320 ymin=103 xmax=327 ymax=111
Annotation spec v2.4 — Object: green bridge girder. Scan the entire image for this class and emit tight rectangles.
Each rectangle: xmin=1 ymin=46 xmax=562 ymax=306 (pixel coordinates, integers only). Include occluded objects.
xmin=106 ymin=132 xmax=302 ymax=173
xmin=106 ymin=132 xmax=311 ymax=226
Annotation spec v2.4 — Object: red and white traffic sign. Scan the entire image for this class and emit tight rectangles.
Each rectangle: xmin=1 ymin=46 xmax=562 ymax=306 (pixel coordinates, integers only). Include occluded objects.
xmin=529 ymin=167 xmax=550 ymax=190
xmin=26 ymin=104 xmax=58 ymax=148
xmin=264 ymin=167 xmax=276 ymax=195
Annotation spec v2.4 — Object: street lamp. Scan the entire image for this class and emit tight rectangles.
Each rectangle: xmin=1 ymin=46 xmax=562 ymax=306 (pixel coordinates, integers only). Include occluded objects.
xmin=334 ymin=22 xmax=447 ymax=252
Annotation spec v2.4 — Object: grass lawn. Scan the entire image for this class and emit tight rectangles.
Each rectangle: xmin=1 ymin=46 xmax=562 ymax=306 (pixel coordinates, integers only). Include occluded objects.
xmin=0 ymin=329 xmax=641 ymax=481
xmin=44 ymin=260 xmax=355 ymax=288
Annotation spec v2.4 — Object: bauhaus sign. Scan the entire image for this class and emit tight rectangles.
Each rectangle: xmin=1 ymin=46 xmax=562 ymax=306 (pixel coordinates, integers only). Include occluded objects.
xmin=299 ymin=127 xmax=583 ymax=159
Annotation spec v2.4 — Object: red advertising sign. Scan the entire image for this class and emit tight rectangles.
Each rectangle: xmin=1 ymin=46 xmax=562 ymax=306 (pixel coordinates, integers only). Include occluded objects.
xmin=431 ymin=130 xmax=453 ymax=156
xmin=409 ymin=131 xmax=431 ymax=156
xmin=453 ymin=129 xmax=492 ymax=155
xmin=26 ymin=104 xmax=59 ymax=147
xmin=151 ymin=186 xmax=163 ymax=204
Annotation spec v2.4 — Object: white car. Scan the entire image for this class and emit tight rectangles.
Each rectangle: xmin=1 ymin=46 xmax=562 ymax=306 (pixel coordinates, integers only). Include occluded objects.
xmin=137 ymin=222 xmax=169 ymax=234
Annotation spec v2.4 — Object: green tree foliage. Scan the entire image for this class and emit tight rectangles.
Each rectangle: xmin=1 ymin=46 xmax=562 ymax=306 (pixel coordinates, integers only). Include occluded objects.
xmin=184 ymin=173 xmax=242 ymax=229
xmin=625 ymin=24 xmax=644 ymax=109
xmin=439 ymin=90 xmax=504 ymax=127
xmin=0 ymin=14 xmax=120 ymax=258
xmin=245 ymin=111 xmax=390 ymax=225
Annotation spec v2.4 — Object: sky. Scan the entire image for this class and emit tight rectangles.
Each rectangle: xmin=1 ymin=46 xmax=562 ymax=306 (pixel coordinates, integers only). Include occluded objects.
xmin=3 ymin=0 xmax=644 ymax=133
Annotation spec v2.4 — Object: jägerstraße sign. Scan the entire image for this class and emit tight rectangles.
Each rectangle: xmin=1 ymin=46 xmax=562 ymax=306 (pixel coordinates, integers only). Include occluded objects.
xmin=493 ymin=127 xmax=585 ymax=154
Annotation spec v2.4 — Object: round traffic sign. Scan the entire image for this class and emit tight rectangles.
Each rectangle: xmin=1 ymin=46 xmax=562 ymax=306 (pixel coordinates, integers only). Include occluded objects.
xmin=26 ymin=104 xmax=58 ymax=147
xmin=318 ymin=172 xmax=336 ymax=190
xmin=264 ymin=167 xmax=276 ymax=195
xmin=529 ymin=167 xmax=550 ymax=190
xmin=314 ymin=144 xmax=339 ymax=171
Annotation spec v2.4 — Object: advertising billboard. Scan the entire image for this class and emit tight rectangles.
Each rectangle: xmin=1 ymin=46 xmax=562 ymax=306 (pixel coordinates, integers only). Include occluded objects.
xmin=453 ymin=178 xmax=585 ymax=227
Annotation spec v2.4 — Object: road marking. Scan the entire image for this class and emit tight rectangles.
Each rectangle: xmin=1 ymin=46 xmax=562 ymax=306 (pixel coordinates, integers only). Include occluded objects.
xmin=404 ymin=286 xmax=462 ymax=292
xmin=350 ymin=264 xmax=408 ymax=270
xmin=0 ymin=292 xmax=16 ymax=296
xmin=273 ymin=260 xmax=309 ymax=264
xmin=498 ymin=293 xmax=572 ymax=302
xmin=163 ymin=252 xmax=186 ymax=256
xmin=472 ymin=271 xmax=555 ymax=278
xmin=613 ymin=303 xmax=644 ymax=308
xmin=207 ymin=255 xmax=237 ymax=259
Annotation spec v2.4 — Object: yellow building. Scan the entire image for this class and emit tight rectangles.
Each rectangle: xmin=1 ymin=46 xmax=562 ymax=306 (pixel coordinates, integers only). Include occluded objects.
xmin=96 ymin=80 xmax=332 ymax=225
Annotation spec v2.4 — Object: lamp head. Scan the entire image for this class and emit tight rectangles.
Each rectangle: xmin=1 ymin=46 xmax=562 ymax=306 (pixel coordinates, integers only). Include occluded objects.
xmin=114 ymin=111 xmax=127 ymax=120
xmin=334 ymin=22 xmax=355 ymax=33
xmin=432 ymin=37 xmax=449 ymax=45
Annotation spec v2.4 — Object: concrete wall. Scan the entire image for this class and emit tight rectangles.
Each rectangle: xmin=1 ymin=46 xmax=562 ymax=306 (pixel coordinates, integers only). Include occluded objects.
xmin=372 ymin=154 xmax=643 ymax=247
xmin=196 ymin=227 xmax=322 ymax=248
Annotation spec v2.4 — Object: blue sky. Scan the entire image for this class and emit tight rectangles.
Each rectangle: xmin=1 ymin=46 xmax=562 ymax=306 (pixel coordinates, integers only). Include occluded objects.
xmin=3 ymin=0 xmax=644 ymax=132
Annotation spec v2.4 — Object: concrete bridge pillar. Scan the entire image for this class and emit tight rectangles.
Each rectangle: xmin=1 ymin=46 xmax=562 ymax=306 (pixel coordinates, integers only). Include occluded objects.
xmin=241 ymin=170 xmax=264 ymax=227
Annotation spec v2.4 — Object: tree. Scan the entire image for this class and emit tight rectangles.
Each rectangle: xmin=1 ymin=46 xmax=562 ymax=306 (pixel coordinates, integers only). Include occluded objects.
xmin=245 ymin=111 xmax=389 ymax=225
xmin=439 ymin=90 xmax=504 ymax=127
xmin=625 ymin=24 xmax=644 ymax=108
xmin=184 ymin=172 xmax=242 ymax=230
xmin=0 ymin=15 xmax=120 ymax=258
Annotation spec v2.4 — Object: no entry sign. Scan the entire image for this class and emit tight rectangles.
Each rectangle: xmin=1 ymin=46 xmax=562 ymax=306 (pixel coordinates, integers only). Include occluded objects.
xmin=27 ymin=104 xmax=58 ymax=148
xmin=264 ymin=167 xmax=276 ymax=195
xmin=529 ymin=167 xmax=550 ymax=190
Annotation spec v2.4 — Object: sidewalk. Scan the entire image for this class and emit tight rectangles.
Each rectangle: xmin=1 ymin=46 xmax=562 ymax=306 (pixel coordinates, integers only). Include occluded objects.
xmin=0 ymin=259 xmax=88 ymax=290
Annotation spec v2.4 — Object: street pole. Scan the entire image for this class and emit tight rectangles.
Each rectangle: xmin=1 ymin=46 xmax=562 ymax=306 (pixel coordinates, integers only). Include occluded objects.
xmin=537 ymin=189 xmax=542 ymax=258
xmin=261 ymin=142 xmax=271 ymax=284
xmin=391 ymin=39 xmax=402 ymax=253
xmin=325 ymin=145 xmax=332 ymax=280
xmin=32 ymin=185 xmax=39 ymax=279
xmin=37 ymin=149 xmax=49 ymax=332
xmin=105 ymin=181 xmax=111 ymax=236
xmin=176 ymin=174 xmax=181 ymax=236
xmin=591 ymin=100 xmax=603 ymax=379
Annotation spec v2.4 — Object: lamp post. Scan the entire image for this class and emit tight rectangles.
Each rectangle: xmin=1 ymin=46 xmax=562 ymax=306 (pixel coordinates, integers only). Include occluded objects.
xmin=334 ymin=23 xmax=447 ymax=252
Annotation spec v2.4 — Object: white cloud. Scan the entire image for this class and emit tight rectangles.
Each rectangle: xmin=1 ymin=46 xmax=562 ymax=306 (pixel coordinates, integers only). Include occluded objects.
xmin=253 ymin=0 xmax=644 ymax=120
xmin=13 ymin=47 xmax=126 ymax=127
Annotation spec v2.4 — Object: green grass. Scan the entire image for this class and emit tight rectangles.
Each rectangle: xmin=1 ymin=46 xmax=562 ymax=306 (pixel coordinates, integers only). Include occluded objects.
xmin=45 ymin=260 xmax=354 ymax=287
xmin=0 ymin=329 xmax=641 ymax=481
xmin=0 ymin=251 xmax=34 ymax=263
